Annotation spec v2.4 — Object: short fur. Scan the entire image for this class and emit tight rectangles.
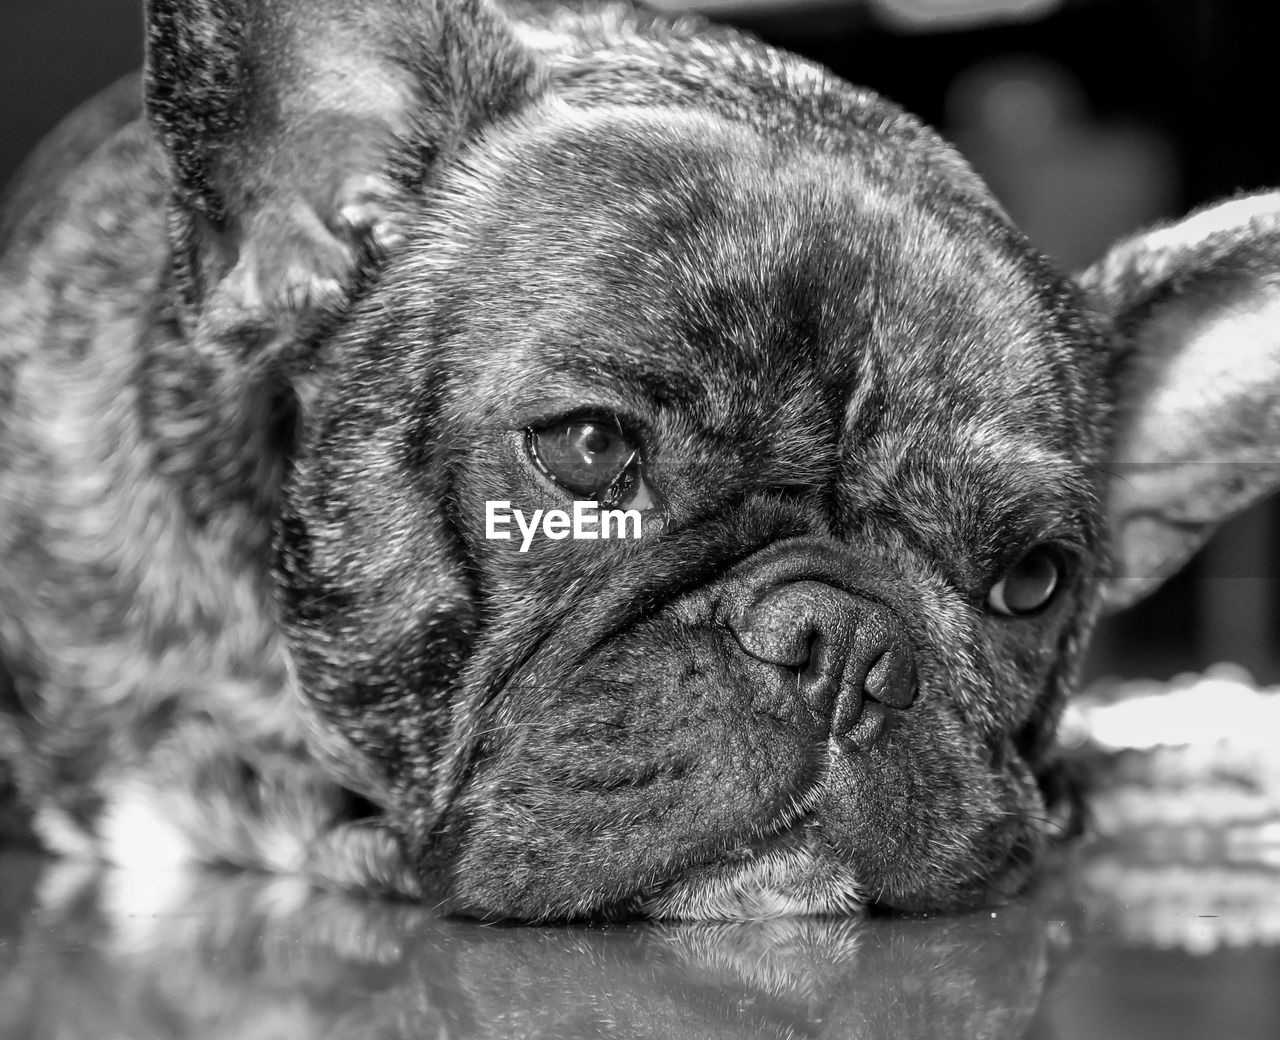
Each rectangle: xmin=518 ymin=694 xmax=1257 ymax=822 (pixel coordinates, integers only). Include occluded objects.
xmin=2 ymin=0 xmax=1279 ymax=920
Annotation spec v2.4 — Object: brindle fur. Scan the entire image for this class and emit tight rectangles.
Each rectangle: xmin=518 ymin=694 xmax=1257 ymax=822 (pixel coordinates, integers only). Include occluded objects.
xmin=2 ymin=0 xmax=1279 ymax=920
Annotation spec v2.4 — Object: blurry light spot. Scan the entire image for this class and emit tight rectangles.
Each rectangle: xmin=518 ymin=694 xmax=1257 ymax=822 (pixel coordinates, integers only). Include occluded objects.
xmin=870 ymin=0 xmax=1064 ymax=31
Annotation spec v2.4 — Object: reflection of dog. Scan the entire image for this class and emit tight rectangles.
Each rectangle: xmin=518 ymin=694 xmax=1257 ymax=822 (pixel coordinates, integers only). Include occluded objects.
xmin=0 ymin=864 xmax=1060 ymax=1040
xmin=1 ymin=0 xmax=1278 ymax=921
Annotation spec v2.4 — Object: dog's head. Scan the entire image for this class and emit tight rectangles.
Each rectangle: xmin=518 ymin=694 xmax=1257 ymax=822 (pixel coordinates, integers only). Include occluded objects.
xmin=145 ymin=0 xmax=1280 ymax=919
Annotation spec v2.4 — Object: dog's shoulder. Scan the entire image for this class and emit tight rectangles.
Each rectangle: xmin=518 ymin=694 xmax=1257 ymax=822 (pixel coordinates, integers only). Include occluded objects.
xmin=0 ymin=72 xmax=162 ymax=268
xmin=0 ymin=72 xmax=171 ymax=401
xmin=0 ymin=73 xmax=144 ymax=241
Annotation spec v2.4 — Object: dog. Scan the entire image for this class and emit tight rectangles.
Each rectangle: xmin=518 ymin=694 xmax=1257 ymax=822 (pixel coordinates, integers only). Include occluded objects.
xmin=1 ymin=0 xmax=1278 ymax=922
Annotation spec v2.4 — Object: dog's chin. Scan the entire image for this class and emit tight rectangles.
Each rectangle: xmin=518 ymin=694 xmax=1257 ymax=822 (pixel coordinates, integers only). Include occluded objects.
xmin=430 ymin=696 xmax=1052 ymax=922
xmin=639 ymin=824 xmax=868 ymax=921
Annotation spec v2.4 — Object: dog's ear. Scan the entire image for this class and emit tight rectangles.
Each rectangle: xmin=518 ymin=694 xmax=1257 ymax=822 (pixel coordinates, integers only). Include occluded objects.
xmin=145 ymin=0 xmax=542 ymax=352
xmin=1079 ymin=192 xmax=1280 ymax=610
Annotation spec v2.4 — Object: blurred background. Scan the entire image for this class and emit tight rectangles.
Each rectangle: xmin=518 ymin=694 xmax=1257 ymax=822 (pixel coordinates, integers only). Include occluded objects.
xmin=2 ymin=0 xmax=1276 ymax=686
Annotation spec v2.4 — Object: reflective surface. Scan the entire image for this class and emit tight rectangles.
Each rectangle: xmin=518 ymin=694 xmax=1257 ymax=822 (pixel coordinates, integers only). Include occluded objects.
xmin=2 ymin=845 xmax=1278 ymax=1040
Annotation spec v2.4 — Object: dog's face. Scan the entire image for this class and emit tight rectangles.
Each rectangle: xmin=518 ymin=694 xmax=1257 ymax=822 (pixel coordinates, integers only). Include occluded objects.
xmin=281 ymin=107 xmax=1106 ymax=918
xmin=139 ymin=0 xmax=1280 ymax=920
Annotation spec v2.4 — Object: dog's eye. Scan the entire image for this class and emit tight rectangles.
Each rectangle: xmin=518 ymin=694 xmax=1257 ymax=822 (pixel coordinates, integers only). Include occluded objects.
xmin=987 ymin=547 xmax=1063 ymax=617
xmin=528 ymin=417 xmax=640 ymax=499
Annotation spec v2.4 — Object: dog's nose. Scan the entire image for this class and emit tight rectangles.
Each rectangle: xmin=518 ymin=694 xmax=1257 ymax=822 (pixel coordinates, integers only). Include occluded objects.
xmin=728 ymin=580 xmax=917 ymax=739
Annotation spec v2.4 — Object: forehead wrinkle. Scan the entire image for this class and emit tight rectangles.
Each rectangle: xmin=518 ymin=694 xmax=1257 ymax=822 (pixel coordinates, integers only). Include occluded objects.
xmin=555 ymin=354 xmax=705 ymax=413
xmin=840 ymin=212 xmax=1088 ymax=469
xmin=958 ymin=419 xmax=1079 ymax=474
xmin=843 ymin=417 xmax=1092 ymax=537
xmin=513 ymin=107 xmax=867 ymax=297
xmin=836 ymin=190 xmax=1054 ymax=429
xmin=428 ymin=103 xmax=1075 ymax=453
xmin=969 ymin=447 xmax=1095 ymax=538
xmin=492 ymin=118 xmax=877 ymax=427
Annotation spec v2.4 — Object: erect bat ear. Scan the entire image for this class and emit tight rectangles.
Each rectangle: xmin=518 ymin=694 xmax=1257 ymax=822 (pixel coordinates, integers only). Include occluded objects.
xmin=145 ymin=0 xmax=543 ymax=353
xmin=1079 ymin=192 xmax=1280 ymax=611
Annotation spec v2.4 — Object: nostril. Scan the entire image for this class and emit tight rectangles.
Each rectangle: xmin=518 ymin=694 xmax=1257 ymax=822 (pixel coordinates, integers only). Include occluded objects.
xmin=864 ymin=645 xmax=917 ymax=708
xmin=789 ymin=629 xmax=818 ymax=673
xmin=788 ymin=630 xmax=819 ymax=671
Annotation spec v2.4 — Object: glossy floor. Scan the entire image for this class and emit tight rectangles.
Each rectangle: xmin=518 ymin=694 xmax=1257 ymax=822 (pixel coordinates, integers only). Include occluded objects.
xmin=1 ymin=845 xmax=1277 ymax=1040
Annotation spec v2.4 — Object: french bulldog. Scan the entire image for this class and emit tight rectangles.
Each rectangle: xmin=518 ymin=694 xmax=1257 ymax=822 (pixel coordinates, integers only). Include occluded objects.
xmin=1 ymin=0 xmax=1278 ymax=922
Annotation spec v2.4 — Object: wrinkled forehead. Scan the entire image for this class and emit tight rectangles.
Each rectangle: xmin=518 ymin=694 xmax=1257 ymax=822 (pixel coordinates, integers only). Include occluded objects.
xmin=423 ymin=104 xmax=1093 ymax=455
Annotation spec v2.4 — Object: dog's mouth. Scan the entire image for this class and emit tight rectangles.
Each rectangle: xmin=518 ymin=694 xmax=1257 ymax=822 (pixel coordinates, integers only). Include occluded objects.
xmin=637 ymin=816 xmax=869 ymax=921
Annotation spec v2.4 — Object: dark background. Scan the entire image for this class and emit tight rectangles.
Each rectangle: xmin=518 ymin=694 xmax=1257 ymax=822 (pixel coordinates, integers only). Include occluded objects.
xmin=2 ymin=0 xmax=1277 ymax=684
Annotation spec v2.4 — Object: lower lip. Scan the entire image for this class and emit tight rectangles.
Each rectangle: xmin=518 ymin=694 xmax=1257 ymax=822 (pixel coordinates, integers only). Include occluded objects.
xmin=639 ymin=833 xmax=869 ymax=920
